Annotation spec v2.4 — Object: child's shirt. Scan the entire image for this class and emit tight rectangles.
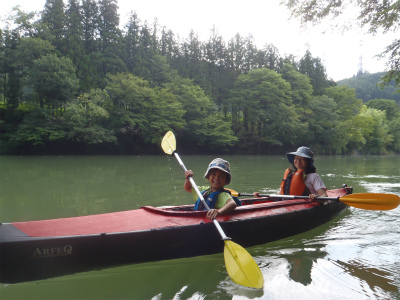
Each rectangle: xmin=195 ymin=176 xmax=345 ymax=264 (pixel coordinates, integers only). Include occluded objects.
xmin=192 ymin=186 xmax=232 ymax=209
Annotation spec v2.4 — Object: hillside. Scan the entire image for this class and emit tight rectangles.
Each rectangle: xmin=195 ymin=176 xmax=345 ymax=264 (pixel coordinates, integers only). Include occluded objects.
xmin=337 ymin=72 xmax=400 ymax=103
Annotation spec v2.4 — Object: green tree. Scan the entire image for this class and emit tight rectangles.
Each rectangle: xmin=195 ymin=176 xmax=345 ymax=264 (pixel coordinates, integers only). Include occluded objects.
xmin=358 ymin=106 xmax=392 ymax=154
xmin=204 ymin=26 xmax=232 ymax=108
xmin=0 ymin=28 xmax=4 ymax=102
xmin=149 ymin=55 xmax=179 ymax=85
xmin=387 ymin=117 xmax=400 ymax=152
xmin=64 ymin=0 xmax=84 ymax=89
xmin=62 ymin=88 xmax=116 ymax=144
xmin=26 ymin=54 xmax=79 ymax=108
xmin=13 ymin=38 xmax=55 ymax=71
xmin=130 ymin=21 xmax=155 ymax=80
xmin=298 ymin=50 xmax=333 ymax=95
xmin=324 ymin=85 xmax=363 ymax=120
xmin=3 ymin=6 xmax=41 ymax=38
xmin=123 ymin=11 xmax=141 ymax=74
xmin=243 ymin=35 xmax=258 ymax=73
xmin=280 ymin=63 xmax=313 ymax=108
xmin=299 ymin=95 xmax=341 ymax=153
xmin=226 ymin=33 xmax=245 ymax=77
xmin=8 ymin=107 xmax=66 ymax=152
xmin=79 ymin=0 xmax=100 ymax=89
xmin=11 ymin=38 xmax=56 ymax=104
xmin=366 ymin=98 xmax=400 ymax=152
xmin=2 ymin=30 xmax=22 ymax=108
xmin=97 ymin=0 xmax=126 ymax=78
xmin=160 ymin=27 xmax=179 ymax=61
xmin=335 ymin=117 xmax=367 ymax=154
xmin=106 ymin=73 xmax=185 ymax=151
xmin=81 ymin=0 xmax=98 ymax=54
xmin=2 ymin=8 xmax=52 ymax=107
xmin=164 ymin=76 xmax=237 ymax=151
xmin=181 ymin=30 xmax=207 ymax=88
xmin=41 ymin=0 xmax=65 ymax=53
xmin=366 ymin=98 xmax=399 ymax=120
xmin=261 ymin=43 xmax=281 ymax=72
xmin=228 ymin=68 xmax=302 ymax=152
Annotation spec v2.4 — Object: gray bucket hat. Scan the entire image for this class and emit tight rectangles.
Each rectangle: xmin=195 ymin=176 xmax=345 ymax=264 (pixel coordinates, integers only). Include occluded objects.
xmin=204 ymin=158 xmax=231 ymax=185
xmin=286 ymin=146 xmax=314 ymax=166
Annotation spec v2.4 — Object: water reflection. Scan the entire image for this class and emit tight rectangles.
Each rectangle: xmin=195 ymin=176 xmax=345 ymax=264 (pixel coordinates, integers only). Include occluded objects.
xmin=283 ymin=249 xmax=327 ymax=286
xmin=333 ymin=259 xmax=398 ymax=294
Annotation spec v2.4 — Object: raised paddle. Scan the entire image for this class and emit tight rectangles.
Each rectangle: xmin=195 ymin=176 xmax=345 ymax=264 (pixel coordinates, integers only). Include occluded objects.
xmin=161 ymin=131 xmax=263 ymax=289
xmin=228 ymin=190 xmax=400 ymax=211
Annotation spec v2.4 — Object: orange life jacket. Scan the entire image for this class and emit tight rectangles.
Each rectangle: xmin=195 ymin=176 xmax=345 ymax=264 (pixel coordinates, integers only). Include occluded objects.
xmin=280 ymin=168 xmax=311 ymax=196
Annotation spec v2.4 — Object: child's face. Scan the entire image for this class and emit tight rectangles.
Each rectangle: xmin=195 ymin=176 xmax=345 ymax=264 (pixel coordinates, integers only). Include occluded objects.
xmin=207 ymin=169 xmax=228 ymax=190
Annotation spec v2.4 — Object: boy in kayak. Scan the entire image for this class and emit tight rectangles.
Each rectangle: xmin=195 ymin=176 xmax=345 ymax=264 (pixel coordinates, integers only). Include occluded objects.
xmin=184 ymin=158 xmax=238 ymax=219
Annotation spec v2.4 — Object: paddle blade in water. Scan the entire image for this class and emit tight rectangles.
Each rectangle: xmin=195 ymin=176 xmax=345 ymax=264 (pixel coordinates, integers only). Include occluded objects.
xmin=340 ymin=193 xmax=400 ymax=211
xmin=224 ymin=240 xmax=263 ymax=289
xmin=161 ymin=131 xmax=176 ymax=155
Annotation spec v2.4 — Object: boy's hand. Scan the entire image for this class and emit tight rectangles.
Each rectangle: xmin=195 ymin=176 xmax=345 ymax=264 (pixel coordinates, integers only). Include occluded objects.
xmin=206 ymin=209 xmax=221 ymax=220
xmin=185 ymin=170 xmax=193 ymax=179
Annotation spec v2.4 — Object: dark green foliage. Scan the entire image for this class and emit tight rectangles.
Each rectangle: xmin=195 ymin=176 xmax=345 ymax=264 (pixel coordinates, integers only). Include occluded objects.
xmin=42 ymin=0 xmax=66 ymax=53
xmin=366 ymin=98 xmax=399 ymax=120
xmin=8 ymin=107 xmax=67 ymax=153
xmin=26 ymin=54 xmax=79 ymax=107
xmin=298 ymin=50 xmax=335 ymax=95
xmin=1 ymin=1 xmax=399 ymax=155
xmin=338 ymin=72 xmax=400 ymax=103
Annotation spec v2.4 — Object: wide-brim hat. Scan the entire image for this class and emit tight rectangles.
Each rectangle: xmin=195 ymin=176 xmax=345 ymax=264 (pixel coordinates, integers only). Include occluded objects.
xmin=287 ymin=146 xmax=314 ymax=166
xmin=204 ymin=158 xmax=231 ymax=185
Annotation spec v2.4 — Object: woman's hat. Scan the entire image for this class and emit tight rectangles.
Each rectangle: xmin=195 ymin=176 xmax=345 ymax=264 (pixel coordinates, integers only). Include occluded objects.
xmin=286 ymin=146 xmax=314 ymax=166
xmin=204 ymin=158 xmax=231 ymax=185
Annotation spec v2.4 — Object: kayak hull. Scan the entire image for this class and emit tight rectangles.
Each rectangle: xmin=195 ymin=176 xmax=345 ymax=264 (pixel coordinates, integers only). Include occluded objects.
xmin=0 ymin=187 xmax=351 ymax=283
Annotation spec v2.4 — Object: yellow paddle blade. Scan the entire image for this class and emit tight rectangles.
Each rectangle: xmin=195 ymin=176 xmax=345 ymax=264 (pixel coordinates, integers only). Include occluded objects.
xmin=224 ymin=240 xmax=263 ymax=289
xmin=340 ymin=193 xmax=400 ymax=211
xmin=161 ymin=131 xmax=176 ymax=155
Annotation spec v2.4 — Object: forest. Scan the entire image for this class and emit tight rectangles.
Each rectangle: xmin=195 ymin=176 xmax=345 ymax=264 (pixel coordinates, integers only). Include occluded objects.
xmin=1 ymin=0 xmax=400 ymax=155
xmin=337 ymin=72 xmax=400 ymax=103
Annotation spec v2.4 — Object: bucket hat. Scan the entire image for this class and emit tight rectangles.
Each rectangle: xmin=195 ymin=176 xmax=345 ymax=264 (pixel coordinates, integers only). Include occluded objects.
xmin=204 ymin=158 xmax=231 ymax=185
xmin=286 ymin=146 xmax=314 ymax=166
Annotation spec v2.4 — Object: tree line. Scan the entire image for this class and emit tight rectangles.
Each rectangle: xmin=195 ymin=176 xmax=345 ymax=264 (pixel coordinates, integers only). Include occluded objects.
xmin=1 ymin=0 xmax=399 ymax=155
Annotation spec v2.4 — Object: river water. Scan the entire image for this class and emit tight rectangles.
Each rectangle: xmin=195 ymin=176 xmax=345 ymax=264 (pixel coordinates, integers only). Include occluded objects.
xmin=0 ymin=155 xmax=399 ymax=300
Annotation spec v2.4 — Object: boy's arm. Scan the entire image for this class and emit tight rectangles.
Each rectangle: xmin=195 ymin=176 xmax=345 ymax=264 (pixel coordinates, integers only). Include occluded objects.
xmin=206 ymin=198 xmax=237 ymax=219
xmin=184 ymin=170 xmax=193 ymax=193
xmin=219 ymin=198 xmax=237 ymax=214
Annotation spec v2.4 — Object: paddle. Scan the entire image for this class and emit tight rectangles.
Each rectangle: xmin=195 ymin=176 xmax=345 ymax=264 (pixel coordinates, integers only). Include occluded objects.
xmin=161 ymin=131 xmax=263 ymax=289
xmin=228 ymin=190 xmax=400 ymax=211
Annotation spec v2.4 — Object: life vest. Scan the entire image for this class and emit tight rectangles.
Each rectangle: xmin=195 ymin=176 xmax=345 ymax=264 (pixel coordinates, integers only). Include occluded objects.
xmin=280 ymin=168 xmax=311 ymax=196
xmin=194 ymin=189 xmax=241 ymax=211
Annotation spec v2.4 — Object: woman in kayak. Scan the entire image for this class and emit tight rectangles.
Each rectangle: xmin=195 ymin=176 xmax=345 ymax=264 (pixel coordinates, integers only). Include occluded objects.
xmin=253 ymin=146 xmax=328 ymax=201
xmin=184 ymin=158 xmax=238 ymax=219
xmin=280 ymin=146 xmax=328 ymax=201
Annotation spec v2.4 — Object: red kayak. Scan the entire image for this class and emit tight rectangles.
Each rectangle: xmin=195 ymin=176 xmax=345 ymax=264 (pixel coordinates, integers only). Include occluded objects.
xmin=0 ymin=186 xmax=351 ymax=283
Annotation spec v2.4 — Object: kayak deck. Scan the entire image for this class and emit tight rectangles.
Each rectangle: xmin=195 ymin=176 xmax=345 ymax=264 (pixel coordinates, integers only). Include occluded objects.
xmin=8 ymin=188 xmax=347 ymax=238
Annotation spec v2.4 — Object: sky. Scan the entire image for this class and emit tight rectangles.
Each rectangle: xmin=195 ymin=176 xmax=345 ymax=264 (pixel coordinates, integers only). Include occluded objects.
xmin=1 ymin=0 xmax=397 ymax=81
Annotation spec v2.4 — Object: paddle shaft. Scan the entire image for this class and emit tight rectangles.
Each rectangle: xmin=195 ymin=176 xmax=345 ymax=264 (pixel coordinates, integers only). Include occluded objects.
xmin=162 ymin=132 xmax=264 ymax=288
xmin=173 ymin=152 xmax=230 ymax=241
xmin=238 ymin=193 xmax=339 ymax=201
